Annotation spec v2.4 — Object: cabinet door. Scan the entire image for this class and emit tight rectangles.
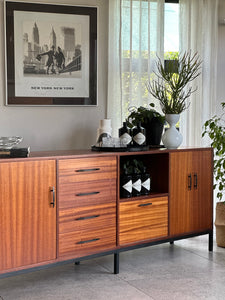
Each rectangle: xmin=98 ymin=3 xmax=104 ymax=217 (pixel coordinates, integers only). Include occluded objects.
xmin=170 ymin=150 xmax=213 ymax=236
xmin=0 ymin=160 xmax=56 ymax=271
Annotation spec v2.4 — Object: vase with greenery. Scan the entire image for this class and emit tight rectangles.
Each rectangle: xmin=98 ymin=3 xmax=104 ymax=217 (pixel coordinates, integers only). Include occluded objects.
xmin=147 ymin=51 xmax=202 ymax=149
xmin=126 ymin=103 xmax=165 ymax=146
xmin=202 ymin=102 xmax=225 ymax=247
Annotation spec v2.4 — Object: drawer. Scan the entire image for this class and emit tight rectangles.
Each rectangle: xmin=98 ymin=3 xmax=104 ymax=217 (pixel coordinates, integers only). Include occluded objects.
xmin=59 ymin=227 xmax=116 ymax=257
xmin=58 ymin=179 xmax=116 ymax=209
xmin=59 ymin=203 xmax=116 ymax=234
xmin=58 ymin=156 xmax=117 ymax=183
xmin=119 ymin=197 xmax=168 ymax=245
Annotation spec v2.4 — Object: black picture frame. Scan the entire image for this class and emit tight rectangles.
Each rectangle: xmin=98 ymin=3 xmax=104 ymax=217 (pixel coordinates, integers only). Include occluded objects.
xmin=5 ymin=1 xmax=97 ymax=106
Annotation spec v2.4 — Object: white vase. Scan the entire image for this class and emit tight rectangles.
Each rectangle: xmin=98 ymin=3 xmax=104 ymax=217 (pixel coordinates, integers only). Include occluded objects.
xmin=162 ymin=114 xmax=183 ymax=149
xmin=96 ymin=119 xmax=112 ymax=143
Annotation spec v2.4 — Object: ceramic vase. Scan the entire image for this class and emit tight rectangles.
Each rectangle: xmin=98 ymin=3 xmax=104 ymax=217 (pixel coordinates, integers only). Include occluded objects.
xmin=162 ymin=114 xmax=182 ymax=149
xmin=96 ymin=119 xmax=112 ymax=143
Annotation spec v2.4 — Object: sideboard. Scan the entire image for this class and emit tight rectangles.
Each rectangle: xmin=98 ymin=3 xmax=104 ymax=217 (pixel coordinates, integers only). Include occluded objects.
xmin=0 ymin=147 xmax=213 ymax=277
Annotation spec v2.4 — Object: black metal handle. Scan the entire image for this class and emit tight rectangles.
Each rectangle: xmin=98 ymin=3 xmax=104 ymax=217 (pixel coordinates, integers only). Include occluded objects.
xmin=75 ymin=215 xmax=100 ymax=221
xmin=76 ymin=168 xmax=100 ymax=173
xmin=194 ymin=173 xmax=198 ymax=189
xmin=76 ymin=191 xmax=100 ymax=197
xmin=77 ymin=238 xmax=100 ymax=244
xmin=188 ymin=174 xmax=192 ymax=190
xmin=138 ymin=202 xmax=152 ymax=207
xmin=50 ymin=187 xmax=55 ymax=208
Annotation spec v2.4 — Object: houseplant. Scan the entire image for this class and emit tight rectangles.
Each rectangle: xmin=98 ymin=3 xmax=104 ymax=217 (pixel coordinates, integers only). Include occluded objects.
xmin=147 ymin=52 xmax=202 ymax=149
xmin=126 ymin=103 xmax=165 ymax=146
xmin=202 ymin=102 xmax=225 ymax=247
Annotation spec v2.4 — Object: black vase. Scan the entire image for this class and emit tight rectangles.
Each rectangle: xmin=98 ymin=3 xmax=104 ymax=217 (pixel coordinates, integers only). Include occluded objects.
xmin=143 ymin=117 xmax=164 ymax=146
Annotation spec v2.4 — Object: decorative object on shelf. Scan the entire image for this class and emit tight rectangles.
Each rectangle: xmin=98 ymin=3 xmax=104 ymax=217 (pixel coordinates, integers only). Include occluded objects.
xmin=0 ymin=147 xmax=30 ymax=158
xmin=120 ymin=159 xmax=150 ymax=198
xmin=120 ymin=162 xmax=133 ymax=198
xmin=202 ymin=102 xmax=225 ymax=247
xmin=119 ymin=122 xmax=132 ymax=146
xmin=162 ymin=114 xmax=183 ymax=150
xmin=0 ymin=136 xmax=23 ymax=149
xmin=141 ymin=166 xmax=150 ymax=196
xmin=132 ymin=122 xmax=146 ymax=147
xmin=147 ymin=52 xmax=202 ymax=149
xmin=96 ymin=119 xmax=112 ymax=144
xmin=126 ymin=103 xmax=165 ymax=146
xmin=5 ymin=1 xmax=97 ymax=106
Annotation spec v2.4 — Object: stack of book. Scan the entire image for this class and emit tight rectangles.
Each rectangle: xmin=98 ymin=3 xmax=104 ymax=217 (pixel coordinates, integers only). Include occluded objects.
xmin=0 ymin=147 xmax=30 ymax=158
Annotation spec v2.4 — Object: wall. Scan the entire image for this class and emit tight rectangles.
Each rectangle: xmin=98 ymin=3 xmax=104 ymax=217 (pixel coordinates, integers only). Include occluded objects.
xmin=0 ymin=0 xmax=109 ymax=151
xmin=217 ymin=0 xmax=225 ymax=114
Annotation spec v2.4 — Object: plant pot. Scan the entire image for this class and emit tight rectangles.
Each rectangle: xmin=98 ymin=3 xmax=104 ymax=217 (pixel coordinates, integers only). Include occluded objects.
xmin=143 ymin=117 xmax=164 ymax=146
xmin=215 ymin=202 xmax=225 ymax=247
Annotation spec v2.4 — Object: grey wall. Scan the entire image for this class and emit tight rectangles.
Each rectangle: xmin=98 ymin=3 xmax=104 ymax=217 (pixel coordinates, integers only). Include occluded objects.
xmin=217 ymin=0 xmax=225 ymax=114
xmin=0 ymin=0 xmax=109 ymax=151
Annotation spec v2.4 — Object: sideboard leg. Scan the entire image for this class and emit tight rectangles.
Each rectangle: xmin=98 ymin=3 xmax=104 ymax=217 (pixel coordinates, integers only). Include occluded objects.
xmin=114 ymin=253 xmax=119 ymax=274
xmin=209 ymin=231 xmax=213 ymax=252
xmin=74 ymin=261 xmax=80 ymax=265
xmin=170 ymin=241 xmax=174 ymax=245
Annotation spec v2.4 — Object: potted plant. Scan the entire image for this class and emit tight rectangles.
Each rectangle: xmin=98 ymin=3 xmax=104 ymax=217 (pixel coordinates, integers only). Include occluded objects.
xmin=147 ymin=52 xmax=202 ymax=149
xmin=126 ymin=103 xmax=165 ymax=146
xmin=202 ymin=102 xmax=225 ymax=247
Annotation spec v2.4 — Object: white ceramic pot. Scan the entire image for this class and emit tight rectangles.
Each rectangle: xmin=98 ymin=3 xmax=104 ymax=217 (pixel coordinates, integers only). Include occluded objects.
xmin=162 ymin=114 xmax=183 ymax=149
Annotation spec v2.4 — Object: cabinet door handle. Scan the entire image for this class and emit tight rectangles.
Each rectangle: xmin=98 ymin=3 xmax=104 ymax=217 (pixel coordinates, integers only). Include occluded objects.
xmin=77 ymin=238 xmax=100 ymax=244
xmin=50 ymin=186 xmax=55 ymax=208
xmin=76 ymin=168 xmax=100 ymax=173
xmin=76 ymin=191 xmax=100 ymax=197
xmin=75 ymin=215 xmax=100 ymax=221
xmin=138 ymin=202 xmax=152 ymax=207
xmin=194 ymin=173 xmax=198 ymax=189
xmin=188 ymin=174 xmax=192 ymax=190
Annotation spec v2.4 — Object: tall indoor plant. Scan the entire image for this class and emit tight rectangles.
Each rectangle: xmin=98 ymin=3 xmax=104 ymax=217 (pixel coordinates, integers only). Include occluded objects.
xmin=202 ymin=102 xmax=225 ymax=247
xmin=147 ymin=52 xmax=202 ymax=149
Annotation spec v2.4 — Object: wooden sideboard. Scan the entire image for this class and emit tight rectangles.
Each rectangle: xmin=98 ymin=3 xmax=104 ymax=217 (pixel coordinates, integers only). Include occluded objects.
xmin=0 ymin=147 xmax=213 ymax=277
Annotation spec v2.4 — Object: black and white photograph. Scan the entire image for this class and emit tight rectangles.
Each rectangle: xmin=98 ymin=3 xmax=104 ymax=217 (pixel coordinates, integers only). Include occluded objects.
xmin=5 ymin=1 xmax=97 ymax=105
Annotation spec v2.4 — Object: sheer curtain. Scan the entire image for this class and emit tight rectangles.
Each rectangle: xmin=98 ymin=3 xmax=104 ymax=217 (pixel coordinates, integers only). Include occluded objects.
xmin=179 ymin=0 xmax=218 ymax=147
xmin=107 ymin=0 xmax=164 ymax=136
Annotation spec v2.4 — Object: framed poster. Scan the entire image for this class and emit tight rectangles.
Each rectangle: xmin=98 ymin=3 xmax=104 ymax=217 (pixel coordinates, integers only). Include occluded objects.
xmin=4 ymin=1 xmax=97 ymax=106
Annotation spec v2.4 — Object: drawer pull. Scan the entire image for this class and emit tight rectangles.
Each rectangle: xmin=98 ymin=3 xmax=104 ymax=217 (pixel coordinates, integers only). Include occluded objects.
xmin=76 ymin=168 xmax=100 ymax=173
xmin=77 ymin=238 xmax=100 ymax=244
xmin=75 ymin=215 xmax=100 ymax=221
xmin=194 ymin=173 xmax=198 ymax=189
xmin=138 ymin=202 xmax=152 ymax=207
xmin=76 ymin=191 xmax=100 ymax=197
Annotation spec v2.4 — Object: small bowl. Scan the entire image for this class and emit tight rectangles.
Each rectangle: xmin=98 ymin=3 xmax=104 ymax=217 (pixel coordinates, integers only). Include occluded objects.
xmin=0 ymin=136 xmax=23 ymax=149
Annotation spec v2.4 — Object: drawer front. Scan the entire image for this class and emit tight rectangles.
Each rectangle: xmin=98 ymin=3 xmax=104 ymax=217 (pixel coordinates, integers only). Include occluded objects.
xmin=58 ymin=157 xmax=117 ymax=183
xmin=59 ymin=204 xmax=116 ymax=234
xmin=58 ymin=179 xmax=116 ymax=209
xmin=59 ymin=227 xmax=116 ymax=257
xmin=119 ymin=197 xmax=168 ymax=245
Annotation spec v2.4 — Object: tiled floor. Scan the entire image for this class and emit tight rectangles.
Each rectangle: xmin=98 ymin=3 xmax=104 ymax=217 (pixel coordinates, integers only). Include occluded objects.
xmin=0 ymin=236 xmax=225 ymax=300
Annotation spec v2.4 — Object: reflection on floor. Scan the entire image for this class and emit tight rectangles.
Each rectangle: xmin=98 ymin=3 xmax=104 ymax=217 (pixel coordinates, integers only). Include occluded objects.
xmin=0 ymin=236 xmax=225 ymax=300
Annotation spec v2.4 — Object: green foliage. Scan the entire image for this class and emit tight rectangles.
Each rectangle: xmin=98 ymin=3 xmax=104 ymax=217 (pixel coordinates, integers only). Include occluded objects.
xmin=147 ymin=52 xmax=202 ymax=114
xmin=126 ymin=103 xmax=165 ymax=128
xmin=202 ymin=102 xmax=225 ymax=202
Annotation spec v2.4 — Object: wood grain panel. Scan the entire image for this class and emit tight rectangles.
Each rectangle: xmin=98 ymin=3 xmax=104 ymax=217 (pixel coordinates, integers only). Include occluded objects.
xmin=59 ymin=204 xmax=116 ymax=234
xmin=58 ymin=179 xmax=116 ymax=209
xmin=119 ymin=197 xmax=168 ymax=245
xmin=169 ymin=150 xmax=213 ymax=236
xmin=58 ymin=156 xmax=117 ymax=183
xmin=0 ymin=160 xmax=56 ymax=271
xmin=59 ymin=227 xmax=116 ymax=257
xmin=169 ymin=152 xmax=192 ymax=235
